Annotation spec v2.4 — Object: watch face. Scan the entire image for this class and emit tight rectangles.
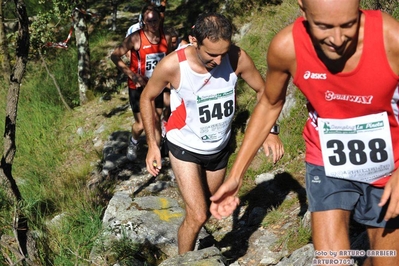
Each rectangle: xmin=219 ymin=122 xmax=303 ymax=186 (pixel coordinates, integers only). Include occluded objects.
xmin=270 ymin=125 xmax=280 ymax=134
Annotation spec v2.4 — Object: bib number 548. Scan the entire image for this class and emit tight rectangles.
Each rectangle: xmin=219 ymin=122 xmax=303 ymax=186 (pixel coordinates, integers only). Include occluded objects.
xmin=198 ymin=100 xmax=234 ymax=123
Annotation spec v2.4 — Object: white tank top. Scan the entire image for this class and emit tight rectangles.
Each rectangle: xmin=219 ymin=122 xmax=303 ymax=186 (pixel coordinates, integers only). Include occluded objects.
xmin=165 ymin=48 xmax=238 ymax=154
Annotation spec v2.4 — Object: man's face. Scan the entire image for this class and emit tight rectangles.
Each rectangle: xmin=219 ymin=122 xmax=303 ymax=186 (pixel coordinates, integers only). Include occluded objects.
xmin=301 ymin=0 xmax=360 ymax=60
xmin=195 ymin=38 xmax=231 ymax=70
xmin=171 ymin=36 xmax=178 ymax=50
xmin=143 ymin=11 xmax=160 ymax=32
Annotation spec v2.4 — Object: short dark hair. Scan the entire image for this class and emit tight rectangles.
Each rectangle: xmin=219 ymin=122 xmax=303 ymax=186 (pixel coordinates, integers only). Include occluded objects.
xmin=193 ymin=12 xmax=232 ymax=46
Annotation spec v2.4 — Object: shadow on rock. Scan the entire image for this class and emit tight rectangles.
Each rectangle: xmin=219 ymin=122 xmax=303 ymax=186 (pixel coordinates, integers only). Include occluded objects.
xmin=216 ymin=172 xmax=307 ymax=264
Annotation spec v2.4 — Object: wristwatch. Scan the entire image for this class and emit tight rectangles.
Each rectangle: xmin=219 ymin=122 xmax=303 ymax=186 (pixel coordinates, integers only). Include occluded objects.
xmin=270 ymin=124 xmax=280 ymax=135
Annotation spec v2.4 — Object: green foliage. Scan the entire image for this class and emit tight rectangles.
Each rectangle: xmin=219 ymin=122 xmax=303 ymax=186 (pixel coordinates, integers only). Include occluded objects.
xmin=225 ymin=0 xmax=282 ymax=15
xmin=233 ymin=0 xmax=300 ymax=73
xmin=29 ymin=1 xmax=73 ymax=50
xmin=0 ymin=12 xmax=98 ymax=265
xmin=13 ymin=67 xmax=69 ymax=182
xmin=279 ymin=89 xmax=307 ymax=160
xmin=0 ymin=187 xmax=13 ymax=236
xmin=3 ymin=0 xmax=54 ymax=18
xmin=361 ymin=0 xmax=399 ymax=17
xmin=50 ymin=204 xmax=103 ymax=265
xmin=20 ymin=0 xmax=92 ymax=51
xmin=28 ymin=48 xmax=79 ymax=107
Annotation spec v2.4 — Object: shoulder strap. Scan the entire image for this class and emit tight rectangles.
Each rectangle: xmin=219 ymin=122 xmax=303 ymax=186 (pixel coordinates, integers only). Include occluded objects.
xmin=177 ymin=48 xmax=187 ymax=62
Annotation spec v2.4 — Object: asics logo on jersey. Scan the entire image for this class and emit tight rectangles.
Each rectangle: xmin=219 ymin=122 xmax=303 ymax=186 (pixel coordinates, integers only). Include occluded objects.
xmin=143 ymin=45 xmax=152 ymax=49
xmin=325 ymin=90 xmax=373 ymax=104
xmin=303 ymin=71 xmax=327 ymax=80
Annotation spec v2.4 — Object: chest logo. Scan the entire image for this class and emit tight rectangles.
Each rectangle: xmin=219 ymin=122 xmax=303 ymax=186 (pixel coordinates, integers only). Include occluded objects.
xmin=304 ymin=71 xmax=327 ymax=80
xmin=325 ymin=90 xmax=373 ymax=104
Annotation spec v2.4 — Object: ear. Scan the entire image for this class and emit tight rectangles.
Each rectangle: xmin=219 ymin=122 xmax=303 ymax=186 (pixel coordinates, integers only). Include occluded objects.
xmin=298 ymin=0 xmax=307 ymax=19
xmin=191 ymin=36 xmax=198 ymax=47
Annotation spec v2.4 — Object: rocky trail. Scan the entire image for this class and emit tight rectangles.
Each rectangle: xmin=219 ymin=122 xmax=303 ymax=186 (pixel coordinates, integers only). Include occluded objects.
xmin=77 ymin=90 xmax=368 ymax=266
xmin=77 ymin=3 xmax=370 ymax=264
xmin=79 ymin=90 xmax=309 ymax=265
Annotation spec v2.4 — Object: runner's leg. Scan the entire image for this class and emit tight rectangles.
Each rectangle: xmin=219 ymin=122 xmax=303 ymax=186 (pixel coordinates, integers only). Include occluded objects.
xmin=169 ymin=152 xmax=225 ymax=254
xmin=363 ymin=227 xmax=399 ymax=266
xmin=312 ymin=209 xmax=351 ymax=263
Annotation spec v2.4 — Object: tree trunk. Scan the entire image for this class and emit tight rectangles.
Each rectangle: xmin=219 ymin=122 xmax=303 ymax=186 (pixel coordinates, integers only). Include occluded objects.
xmin=111 ymin=0 xmax=117 ymax=31
xmin=0 ymin=0 xmax=11 ymax=81
xmin=0 ymin=0 xmax=38 ymax=264
xmin=72 ymin=7 xmax=90 ymax=105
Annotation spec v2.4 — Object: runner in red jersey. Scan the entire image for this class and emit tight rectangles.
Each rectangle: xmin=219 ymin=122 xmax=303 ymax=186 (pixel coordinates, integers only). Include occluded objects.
xmin=111 ymin=4 xmax=171 ymax=161
xmin=211 ymin=1 xmax=399 ymax=265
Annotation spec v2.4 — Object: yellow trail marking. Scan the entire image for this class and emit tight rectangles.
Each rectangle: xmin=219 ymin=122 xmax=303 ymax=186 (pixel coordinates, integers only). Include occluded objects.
xmin=153 ymin=198 xmax=183 ymax=222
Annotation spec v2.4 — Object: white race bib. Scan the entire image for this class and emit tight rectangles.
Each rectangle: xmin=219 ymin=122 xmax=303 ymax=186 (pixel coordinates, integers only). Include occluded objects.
xmin=196 ymin=86 xmax=235 ymax=142
xmin=144 ymin=53 xmax=165 ymax=78
xmin=318 ymin=112 xmax=394 ymax=183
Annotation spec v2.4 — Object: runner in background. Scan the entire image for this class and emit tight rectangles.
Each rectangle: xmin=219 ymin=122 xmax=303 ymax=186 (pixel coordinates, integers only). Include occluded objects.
xmin=111 ymin=4 xmax=171 ymax=161
xmin=126 ymin=0 xmax=167 ymax=37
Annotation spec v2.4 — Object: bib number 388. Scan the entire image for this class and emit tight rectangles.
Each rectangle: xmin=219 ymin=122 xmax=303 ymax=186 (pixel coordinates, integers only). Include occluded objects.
xmin=318 ymin=112 xmax=394 ymax=183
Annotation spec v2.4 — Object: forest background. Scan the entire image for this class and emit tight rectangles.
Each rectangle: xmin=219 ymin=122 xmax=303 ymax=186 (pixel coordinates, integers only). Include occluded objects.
xmin=0 ymin=0 xmax=397 ymax=265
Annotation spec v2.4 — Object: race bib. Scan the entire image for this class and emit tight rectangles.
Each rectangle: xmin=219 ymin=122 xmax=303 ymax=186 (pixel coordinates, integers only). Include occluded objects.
xmin=144 ymin=53 xmax=165 ymax=78
xmin=318 ymin=112 xmax=394 ymax=183
xmin=196 ymin=86 xmax=235 ymax=142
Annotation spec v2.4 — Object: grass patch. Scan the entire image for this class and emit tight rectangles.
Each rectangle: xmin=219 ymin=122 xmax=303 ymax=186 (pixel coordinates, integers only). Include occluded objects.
xmin=103 ymin=235 xmax=166 ymax=265
xmin=280 ymin=222 xmax=312 ymax=253
xmin=262 ymin=198 xmax=311 ymax=253
xmin=49 ymin=204 xmax=104 ymax=265
xmin=261 ymin=197 xmax=299 ymax=228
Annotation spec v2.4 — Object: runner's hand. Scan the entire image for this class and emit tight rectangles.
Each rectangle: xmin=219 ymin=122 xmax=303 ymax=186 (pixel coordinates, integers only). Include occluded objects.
xmin=146 ymin=146 xmax=162 ymax=176
xmin=379 ymin=169 xmax=399 ymax=221
xmin=210 ymin=177 xmax=242 ymax=219
xmin=262 ymin=134 xmax=284 ymax=163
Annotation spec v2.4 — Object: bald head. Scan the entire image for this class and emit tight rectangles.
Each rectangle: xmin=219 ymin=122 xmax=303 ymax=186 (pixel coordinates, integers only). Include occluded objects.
xmin=297 ymin=0 xmax=362 ymax=63
xmin=298 ymin=0 xmax=360 ymax=25
xmin=299 ymin=0 xmax=360 ymax=12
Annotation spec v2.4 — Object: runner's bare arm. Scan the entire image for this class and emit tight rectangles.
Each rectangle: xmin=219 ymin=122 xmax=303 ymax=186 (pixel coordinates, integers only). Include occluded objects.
xmin=110 ymin=33 xmax=148 ymax=87
xmin=141 ymin=53 xmax=179 ymax=176
xmin=210 ymin=25 xmax=295 ymax=219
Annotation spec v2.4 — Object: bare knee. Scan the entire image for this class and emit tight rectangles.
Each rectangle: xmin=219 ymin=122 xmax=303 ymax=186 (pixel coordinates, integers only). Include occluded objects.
xmin=184 ymin=210 xmax=208 ymax=230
